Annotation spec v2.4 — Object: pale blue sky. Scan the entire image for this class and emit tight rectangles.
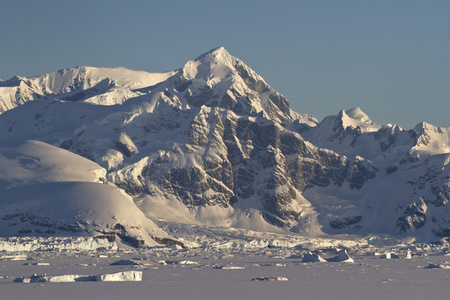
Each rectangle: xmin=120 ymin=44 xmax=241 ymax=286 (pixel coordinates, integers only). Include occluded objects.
xmin=1 ymin=0 xmax=449 ymax=129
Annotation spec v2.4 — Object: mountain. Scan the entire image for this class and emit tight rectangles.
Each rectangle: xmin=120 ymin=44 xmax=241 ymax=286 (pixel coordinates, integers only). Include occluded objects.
xmin=0 ymin=47 xmax=449 ymax=242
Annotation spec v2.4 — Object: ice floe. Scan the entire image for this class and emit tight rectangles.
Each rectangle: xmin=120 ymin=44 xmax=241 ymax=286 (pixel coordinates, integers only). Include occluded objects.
xmin=252 ymin=276 xmax=288 ymax=281
xmin=14 ymin=271 xmax=142 ymax=283
xmin=1 ymin=254 xmax=28 ymax=260
xmin=214 ymin=265 xmax=245 ymax=270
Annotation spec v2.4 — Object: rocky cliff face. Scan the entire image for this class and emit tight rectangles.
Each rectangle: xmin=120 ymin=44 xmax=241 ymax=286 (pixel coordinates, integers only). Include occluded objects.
xmin=1 ymin=48 xmax=449 ymax=241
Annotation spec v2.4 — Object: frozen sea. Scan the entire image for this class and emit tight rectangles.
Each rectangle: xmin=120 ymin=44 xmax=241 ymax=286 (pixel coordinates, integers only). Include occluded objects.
xmin=1 ymin=222 xmax=449 ymax=300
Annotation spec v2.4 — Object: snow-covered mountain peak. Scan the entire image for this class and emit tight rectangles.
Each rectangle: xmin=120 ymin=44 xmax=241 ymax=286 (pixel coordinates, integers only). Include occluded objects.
xmin=37 ymin=66 xmax=175 ymax=93
xmin=182 ymin=48 xmax=234 ymax=82
xmin=345 ymin=107 xmax=372 ymax=124
xmin=339 ymin=107 xmax=379 ymax=133
xmin=412 ymin=122 xmax=450 ymax=155
xmin=171 ymin=48 xmax=295 ymax=124
xmin=0 ymin=75 xmax=25 ymax=87
xmin=413 ymin=121 xmax=434 ymax=133
xmin=194 ymin=46 xmax=232 ymax=63
xmin=0 ymin=66 xmax=176 ymax=112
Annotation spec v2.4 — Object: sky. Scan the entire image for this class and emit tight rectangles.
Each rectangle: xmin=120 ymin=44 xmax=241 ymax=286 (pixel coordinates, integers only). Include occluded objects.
xmin=1 ymin=0 xmax=449 ymax=129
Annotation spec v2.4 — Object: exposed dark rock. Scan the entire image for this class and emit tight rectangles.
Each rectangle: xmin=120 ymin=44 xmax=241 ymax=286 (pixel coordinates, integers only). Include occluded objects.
xmin=385 ymin=165 xmax=398 ymax=174
xmin=346 ymin=159 xmax=377 ymax=190
xmin=94 ymin=233 xmax=116 ymax=242
xmin=174 ymin=76 xmax=192 ymax=92
xmin=115 ymin=141 xmax=135 ymax=157
xmin=433 ymin=227 xmax=450 ymax=237
xmin=330 ymin=216 xmax=362 ymax=229
xmin=431 ymin=183 xmax=450 ymax=207
xmin=153 ymin=236 xmax=186 ymax=248
xmin=117 ymin=234 xmax=145 ymax=248
xmin=397 ymin=199 xmax=428 ymax=233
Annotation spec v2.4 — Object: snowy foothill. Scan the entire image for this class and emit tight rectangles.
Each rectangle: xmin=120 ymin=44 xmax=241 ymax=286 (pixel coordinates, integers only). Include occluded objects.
xmin=0 ymin=140 xmax=171 ymax=247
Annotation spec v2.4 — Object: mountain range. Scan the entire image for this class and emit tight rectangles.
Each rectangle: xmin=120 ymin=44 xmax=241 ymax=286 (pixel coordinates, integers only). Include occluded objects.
xmin=1 ymin=47 xmax=449 ymax=244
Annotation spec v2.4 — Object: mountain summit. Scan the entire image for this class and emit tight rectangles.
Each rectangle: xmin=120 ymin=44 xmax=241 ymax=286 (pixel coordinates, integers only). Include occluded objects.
xmin=1 ymin=48 xmax=450 ymax=242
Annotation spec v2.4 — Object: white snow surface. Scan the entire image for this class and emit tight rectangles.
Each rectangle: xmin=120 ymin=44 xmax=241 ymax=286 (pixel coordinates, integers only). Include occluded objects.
xmin=0 ymin=140 xmax=168 ymax=245
xmin=0 ymin=140 xmax=105 ymax=187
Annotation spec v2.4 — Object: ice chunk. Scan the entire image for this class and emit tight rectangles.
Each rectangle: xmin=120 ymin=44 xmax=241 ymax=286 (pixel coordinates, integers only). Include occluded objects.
xmin=302 ymin=252 xmax=327 ymax=263
xmin=14 ymin=274 xmax=94 ymax=283
xmin=179 ymin=260 xmax=197 ymax=265
xmin=327 ymin=249 xmax=354 ymax=263
xmin=95 ymin=271 xmax=143 ymax=282
xmin=23 ymin=262 xmax=50 ymax=266
xmin=1 ymin=255 xmax=28 ymax=260
xmin=214 ymin=265 xmax=245 ymax=270
xmin=425 ymin=263 xmax=450 ymax=269
xmin=380 ymin=252 xmax=399 ymax=259
xmin=110 ymin=259 xmax=141 ymax=266
xmin=252 ymin=276 xmax=288 ymax=281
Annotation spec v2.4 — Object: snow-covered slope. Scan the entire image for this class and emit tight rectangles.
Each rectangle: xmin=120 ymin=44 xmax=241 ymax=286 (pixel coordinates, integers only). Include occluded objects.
xmin=0 ymin=48 xmax=450 ymax=243
xmin=0 ymin=140 xmax=169 ymax=246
